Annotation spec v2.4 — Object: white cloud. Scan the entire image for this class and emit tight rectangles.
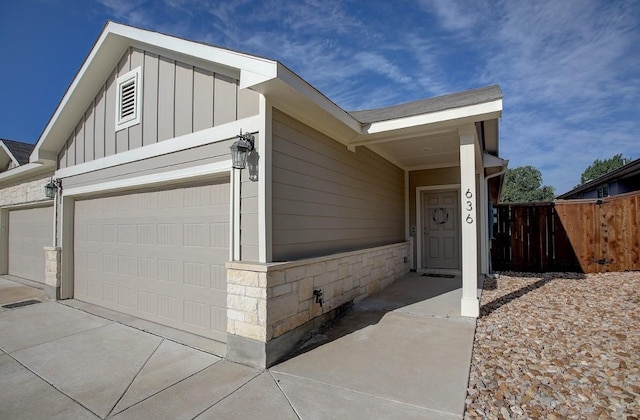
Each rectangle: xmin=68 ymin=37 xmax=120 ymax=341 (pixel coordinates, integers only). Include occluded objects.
xmin=93 ymin=0 xmax=639 ymax=193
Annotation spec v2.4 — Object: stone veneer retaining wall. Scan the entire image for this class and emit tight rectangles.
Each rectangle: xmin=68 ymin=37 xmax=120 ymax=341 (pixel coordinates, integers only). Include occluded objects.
xmin=226 ymin=242 xmax=410 ymax=367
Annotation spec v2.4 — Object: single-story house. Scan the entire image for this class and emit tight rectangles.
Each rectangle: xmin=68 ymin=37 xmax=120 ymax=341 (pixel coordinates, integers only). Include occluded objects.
xmin=557 ymin=157 xmax=640 ymax=199
xmin=20 ymin=21 xmax=506 ymax=367
xmin=0 ymin=139 xmax=55 ymax=287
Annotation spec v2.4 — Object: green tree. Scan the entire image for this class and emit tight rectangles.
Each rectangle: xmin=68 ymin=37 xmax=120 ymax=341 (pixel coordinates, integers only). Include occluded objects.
xmin=500 ymin=166 xmax=555 ymax=203
xmin=579 ymin=154 xmax=629 ymax=185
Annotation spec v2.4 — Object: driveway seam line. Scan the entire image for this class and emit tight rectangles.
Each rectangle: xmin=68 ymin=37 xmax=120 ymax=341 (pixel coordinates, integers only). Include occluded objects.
xmin=268 ymin=370 xmax=302 ymax=420
xmin=190 ymin=370 xmax=262 ymax=419
xmin=269 ymin=370 xmax=457 ymax=417
xmin=109 ymin=358 xmax=223 ymax=418
xmin=6 ymin=321 xmax=115 ymax=354
xmin=6 ymin=352 xmax=103 ymax=419
xmin=106 ymin=337 xmax=164 ymax=418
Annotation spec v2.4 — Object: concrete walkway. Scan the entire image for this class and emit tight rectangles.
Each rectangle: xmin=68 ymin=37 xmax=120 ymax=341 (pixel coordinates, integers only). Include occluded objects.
xmin=0 ymin=274 xmax=476 ymax=419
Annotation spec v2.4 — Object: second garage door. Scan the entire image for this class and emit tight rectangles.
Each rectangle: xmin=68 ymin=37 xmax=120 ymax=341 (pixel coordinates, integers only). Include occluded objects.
xmin=8 ymin=206 xmax=53 ymax=283
xmin=74 ymin=181 xmax=230 ymax=342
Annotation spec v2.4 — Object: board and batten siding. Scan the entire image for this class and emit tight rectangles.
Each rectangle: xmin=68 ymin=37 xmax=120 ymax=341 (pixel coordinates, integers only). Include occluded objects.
xmin=271 ymin=109 xmax=405 ymax=261
xmin=58 ymin=47 xmax=260 ymax=169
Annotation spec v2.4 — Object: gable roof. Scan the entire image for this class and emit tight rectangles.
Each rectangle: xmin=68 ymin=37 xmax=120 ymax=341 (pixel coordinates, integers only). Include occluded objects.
xmin=557 ymin=157 xmax=640 ymax=198
xmin=0 ymin=139 xmax=35 ymax=165
xmin=31 ymin=21 xmax=503 ymax=164
xmin=349 ymin=85 xmax=503 ymax=124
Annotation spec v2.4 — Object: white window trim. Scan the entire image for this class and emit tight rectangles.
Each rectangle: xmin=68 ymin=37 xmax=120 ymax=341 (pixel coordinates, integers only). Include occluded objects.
xmin=115 ymin=66 xmax=142 ymax=131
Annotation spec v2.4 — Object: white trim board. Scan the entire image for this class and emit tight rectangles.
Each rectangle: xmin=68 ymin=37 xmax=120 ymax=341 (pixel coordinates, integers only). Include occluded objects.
xmin=0 ymin=162 xmax=54 ymax=183
xmin=415 ymin=184 xmax=460 ymax=272
xmin=56 ymin=116 xmax=259 ymax=179
xmin=63 ymin=160 xmax=232 ymax=198
xmin=363 ymin=100 xmax=502 ymax=135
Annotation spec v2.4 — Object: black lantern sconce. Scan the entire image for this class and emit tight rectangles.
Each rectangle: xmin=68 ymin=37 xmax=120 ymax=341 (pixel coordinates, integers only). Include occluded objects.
xmin=230 ymin=130 xmax=255 ymax=170
xmin=44 ymin=178 xmax=62 ymax=199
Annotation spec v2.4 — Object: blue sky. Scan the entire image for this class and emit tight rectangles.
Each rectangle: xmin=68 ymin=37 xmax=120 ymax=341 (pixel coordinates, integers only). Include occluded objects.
xmin=1 ymin=0 xmax=638 ymax=194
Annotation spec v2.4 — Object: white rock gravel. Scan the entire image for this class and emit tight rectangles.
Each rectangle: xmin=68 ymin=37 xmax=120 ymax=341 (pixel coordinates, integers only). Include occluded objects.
xmin=465 ymin=271 xmax=640 ymax=419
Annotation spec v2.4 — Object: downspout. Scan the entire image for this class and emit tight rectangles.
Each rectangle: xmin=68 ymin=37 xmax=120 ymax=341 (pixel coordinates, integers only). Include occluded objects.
xmin=485 ymin=161 xmax=509 ymax=195
xmin=484 ymin=161 xmax=509 ymax=275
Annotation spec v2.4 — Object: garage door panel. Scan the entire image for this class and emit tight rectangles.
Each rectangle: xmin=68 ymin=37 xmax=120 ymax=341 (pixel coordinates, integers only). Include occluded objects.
xmin=8 ymin=206 xmax=53 ymax=283
xmin=74 ymin=181 xmax=229 ymax=342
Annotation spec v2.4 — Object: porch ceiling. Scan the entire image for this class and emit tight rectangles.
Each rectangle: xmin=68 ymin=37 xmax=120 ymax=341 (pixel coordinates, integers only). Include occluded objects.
xmin=367 ymin=130 xmax=460 ymax=170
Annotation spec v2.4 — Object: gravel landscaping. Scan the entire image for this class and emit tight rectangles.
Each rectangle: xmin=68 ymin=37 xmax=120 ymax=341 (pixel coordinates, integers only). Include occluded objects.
xmin=465 ymin=271 xmax=640 ymax=419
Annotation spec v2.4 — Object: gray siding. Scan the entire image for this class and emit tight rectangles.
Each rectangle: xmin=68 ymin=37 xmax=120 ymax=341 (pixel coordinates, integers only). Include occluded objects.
xmin=271 ymin=109 xmax=404 ymax=261
xmin=58 ymin=47 xmax=260 ymax=169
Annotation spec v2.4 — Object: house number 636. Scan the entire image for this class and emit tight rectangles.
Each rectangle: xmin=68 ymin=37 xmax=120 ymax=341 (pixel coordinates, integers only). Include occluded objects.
xmin=465 ymin=189 xmax=474 ymax=224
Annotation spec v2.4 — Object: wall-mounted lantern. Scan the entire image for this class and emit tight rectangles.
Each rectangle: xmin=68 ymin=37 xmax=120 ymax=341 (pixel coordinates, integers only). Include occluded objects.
xmin=230 ymin=130 xmax=255 ymax=170
xmin=44 ymin=178 xmax=62 ymax=199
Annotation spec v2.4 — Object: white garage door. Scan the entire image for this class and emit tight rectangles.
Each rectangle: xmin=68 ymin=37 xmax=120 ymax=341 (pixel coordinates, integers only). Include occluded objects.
xmin=8 ymin=206 xmax=53 ymax=283
xmin=74 ymin=181 xmax=230 ymax=342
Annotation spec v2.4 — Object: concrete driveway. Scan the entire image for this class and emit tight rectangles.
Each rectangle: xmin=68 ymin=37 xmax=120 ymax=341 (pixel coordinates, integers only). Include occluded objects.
xmin=0 ymin=274 xmax=475 ymax=419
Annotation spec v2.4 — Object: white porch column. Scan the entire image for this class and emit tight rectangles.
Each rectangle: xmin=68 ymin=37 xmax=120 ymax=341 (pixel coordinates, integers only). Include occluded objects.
xmin=459 ymin=126 xmax=480 ymax=317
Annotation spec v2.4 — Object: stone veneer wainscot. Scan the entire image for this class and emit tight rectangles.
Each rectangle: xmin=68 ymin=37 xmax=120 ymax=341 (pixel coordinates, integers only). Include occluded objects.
xmin=226 ymin=242 xmax=410 ymax=367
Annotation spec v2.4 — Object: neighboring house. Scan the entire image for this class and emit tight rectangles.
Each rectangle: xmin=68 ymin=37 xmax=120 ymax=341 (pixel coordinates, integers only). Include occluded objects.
xmin=22 ymin=22 xmax=506 ymax=367
xmin=1 ymin=139 xmax=35 ymax=171
xmin=0 ymin=139 xmax=55 ymax=287
xmin=557 ymin=157 xmax=640 ymax=199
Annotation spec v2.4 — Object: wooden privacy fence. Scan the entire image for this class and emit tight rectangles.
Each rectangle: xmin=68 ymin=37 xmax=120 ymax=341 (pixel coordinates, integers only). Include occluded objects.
xmin=491 ymin=192 xmax=640 ymax=273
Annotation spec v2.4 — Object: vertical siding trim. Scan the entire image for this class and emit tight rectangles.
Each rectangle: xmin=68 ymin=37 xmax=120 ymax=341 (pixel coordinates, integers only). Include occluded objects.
xmin=94 ymin=86 xmax=106 ymax=159
xmin=142 ymin=52 xmax=159 ymax=146
xmin=258 ymin=95 xmax=272 ymax=262
xmin=128 ymin=48 xmax=144 ymax=150
xmin=157 ymin=56 xmax=175 ymax=141
xmin=232 ymin=168 xmax=241 ymax=260
xmin=174 ymin=62 xmax=194 ymax=137
xmin=85 ymin=106 xmax=95 ymax=162
xmin=105 ymin=71 xmax=116 ymax=156
xmin=192 ymin=68 xmax=214 ymax=132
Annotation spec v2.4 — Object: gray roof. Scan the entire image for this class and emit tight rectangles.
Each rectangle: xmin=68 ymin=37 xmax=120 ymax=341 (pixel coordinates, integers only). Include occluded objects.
xmin=348 ymin=85 xmax=503 ymax=124
xmin=0 ymin=139 xmax=35 ymax=165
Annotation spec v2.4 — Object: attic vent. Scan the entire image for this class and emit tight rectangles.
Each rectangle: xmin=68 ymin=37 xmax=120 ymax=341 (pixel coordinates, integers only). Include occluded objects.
xmin=115 ymin=67 xmax=142 ymax=131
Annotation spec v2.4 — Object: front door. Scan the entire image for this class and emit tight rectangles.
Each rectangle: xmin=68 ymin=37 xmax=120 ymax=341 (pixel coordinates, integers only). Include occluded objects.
xmin=422 ymin=191 xmax=459 ymax=270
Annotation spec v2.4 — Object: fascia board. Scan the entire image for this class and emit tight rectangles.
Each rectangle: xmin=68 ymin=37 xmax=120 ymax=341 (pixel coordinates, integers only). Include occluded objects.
xmin=0 ymin=162 xmax=54 ymax=184
xmin=483 ymin=152 xmax=507 ymax=168
xmin=107 ymin=23 xmax=277 ymax=77
xmin=32 ymin=21 xmax=278 ymax=163
xmin=275 ymin=63 xmax=362 ymax=134
xmin=362 ymin=99 xmax=503 ymax=135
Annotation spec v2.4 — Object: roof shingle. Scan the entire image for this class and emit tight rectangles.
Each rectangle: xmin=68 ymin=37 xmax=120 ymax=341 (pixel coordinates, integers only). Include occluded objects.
xmin=0 ymin=139 xmax=35 ymax=165
xmin=348 ymin=85 xmax=503 ymax=124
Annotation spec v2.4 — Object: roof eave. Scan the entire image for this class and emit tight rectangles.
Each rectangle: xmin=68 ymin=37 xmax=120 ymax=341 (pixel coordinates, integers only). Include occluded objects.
xmin=362 ymin=99 xmax=502 ymax=135
xmin=0 ymin=162 xmax=55 ymax=185
xmin=247 ymin=63 xmax=362 ymax=144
